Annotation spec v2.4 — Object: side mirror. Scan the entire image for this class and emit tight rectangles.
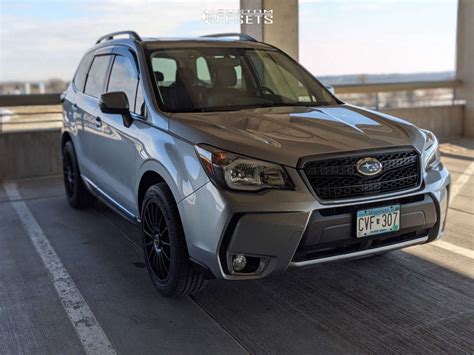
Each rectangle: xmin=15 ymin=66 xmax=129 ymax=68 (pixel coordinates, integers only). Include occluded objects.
xmin=325 ymin=85 xmax=335 ymax=95
xmin=99 ymin=91 xmax=133 ymax=127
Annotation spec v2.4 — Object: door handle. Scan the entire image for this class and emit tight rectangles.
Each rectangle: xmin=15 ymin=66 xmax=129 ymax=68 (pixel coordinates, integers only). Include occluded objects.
xmin=72 ymin=103 xmax=77 ymax=109
xmin=95 ymin=117 xmax=102 ymax=128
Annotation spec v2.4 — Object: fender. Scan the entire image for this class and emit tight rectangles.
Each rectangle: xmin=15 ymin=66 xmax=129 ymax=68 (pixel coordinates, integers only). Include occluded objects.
xmin=134 ymin=152 xmax=210 ymax=217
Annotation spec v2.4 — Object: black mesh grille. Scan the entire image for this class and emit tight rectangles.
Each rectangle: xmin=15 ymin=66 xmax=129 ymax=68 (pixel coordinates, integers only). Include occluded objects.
xmin=303 ymin=149 xmax=421 ymax=200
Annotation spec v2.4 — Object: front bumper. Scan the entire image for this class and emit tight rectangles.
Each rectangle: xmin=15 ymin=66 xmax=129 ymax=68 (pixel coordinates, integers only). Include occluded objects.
xmin=178 ymin=163 xmax=450 ymax=280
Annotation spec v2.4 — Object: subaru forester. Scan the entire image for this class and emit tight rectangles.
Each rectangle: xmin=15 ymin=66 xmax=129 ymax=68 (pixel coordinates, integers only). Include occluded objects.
xmin=61 ymin=31 xmax=450 ymax=297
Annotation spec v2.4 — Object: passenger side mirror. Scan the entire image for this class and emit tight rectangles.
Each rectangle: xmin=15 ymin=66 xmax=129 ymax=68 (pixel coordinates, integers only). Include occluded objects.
xmin=99 ymin=91 xmax=133 ymax=128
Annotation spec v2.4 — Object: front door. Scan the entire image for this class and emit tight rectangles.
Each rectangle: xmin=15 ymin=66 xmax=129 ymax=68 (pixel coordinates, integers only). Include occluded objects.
xmin=91 ymin=47 xmax=143 ymax=214
xmin=80 ymin=50 xmax=114 ymax=184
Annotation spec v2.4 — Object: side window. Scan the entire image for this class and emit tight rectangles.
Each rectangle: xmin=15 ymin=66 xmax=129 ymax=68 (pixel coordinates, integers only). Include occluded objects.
xmin=73 ymin=53 xmax=93 ymax=92
xmin=196 ymin=57 xmax=211 ymax=84
xmin=151 ymin=57 xmax=177 ymax=86
xmin=107 ymin=55 xmax=139 ymax=112
xmin=84 ymin=55 xmax=112 ymax=98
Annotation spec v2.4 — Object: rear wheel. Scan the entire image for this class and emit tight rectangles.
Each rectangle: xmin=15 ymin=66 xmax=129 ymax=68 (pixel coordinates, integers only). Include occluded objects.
xmin=142 ymin=183 xmax=206 ymax=297
xmin=62 ymin=141 xmax=93 ymax=209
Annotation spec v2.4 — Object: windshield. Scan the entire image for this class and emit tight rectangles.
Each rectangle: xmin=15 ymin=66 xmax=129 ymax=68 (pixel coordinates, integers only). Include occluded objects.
xmin=148 ymin=47 xmax=338 ymax=112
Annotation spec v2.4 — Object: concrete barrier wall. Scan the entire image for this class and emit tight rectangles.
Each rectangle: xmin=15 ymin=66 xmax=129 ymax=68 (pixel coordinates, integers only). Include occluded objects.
xmin=0 ymin=128 xmax=62 ymax=180
xmin=0 ymin=104 xmax=465 ymax=180
xmin=381 ymin=104 xmax=465 ymax=139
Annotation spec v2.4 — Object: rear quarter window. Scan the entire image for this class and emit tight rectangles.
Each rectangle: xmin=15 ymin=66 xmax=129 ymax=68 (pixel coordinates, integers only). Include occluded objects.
xmin=73 ymin=53 xmax=93 ymax=92
xmin=84 ymin=55 xmax=113 ymax=98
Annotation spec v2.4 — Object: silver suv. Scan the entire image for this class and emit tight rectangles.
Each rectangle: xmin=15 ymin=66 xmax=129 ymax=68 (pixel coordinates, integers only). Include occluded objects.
xmin=61 ymin=31 xmax=450 ymax=297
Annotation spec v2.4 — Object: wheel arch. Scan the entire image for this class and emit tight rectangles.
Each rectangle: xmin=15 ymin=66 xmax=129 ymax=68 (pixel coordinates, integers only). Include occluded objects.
xmin=136 ymin=160 xmax=182 ymax=217
xmin=138 ymin=170 xmax=165 ymax=213
xmin=61 ymin=131 xmax=72 ymax=152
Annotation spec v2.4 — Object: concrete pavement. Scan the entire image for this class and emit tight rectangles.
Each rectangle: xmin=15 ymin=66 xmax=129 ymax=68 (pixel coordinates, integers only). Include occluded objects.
xmin=0 ymin=140 xmax=473 ymax=354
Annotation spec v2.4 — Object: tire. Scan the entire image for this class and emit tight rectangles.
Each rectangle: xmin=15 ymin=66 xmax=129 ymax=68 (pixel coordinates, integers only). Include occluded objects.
xmin=141 ymin=182 xmax=206 ymax=297
xmin=62 ymin=141 xmax=93 ymax=209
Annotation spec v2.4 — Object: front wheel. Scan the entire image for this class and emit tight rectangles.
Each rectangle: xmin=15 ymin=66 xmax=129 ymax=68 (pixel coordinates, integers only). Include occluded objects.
xmin=141 ymin=183 xmax=206 ymax=297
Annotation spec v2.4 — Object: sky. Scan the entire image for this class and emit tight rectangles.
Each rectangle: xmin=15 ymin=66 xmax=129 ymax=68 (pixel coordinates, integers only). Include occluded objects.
xmin=0 ymin=0 xmax=458 ymax=82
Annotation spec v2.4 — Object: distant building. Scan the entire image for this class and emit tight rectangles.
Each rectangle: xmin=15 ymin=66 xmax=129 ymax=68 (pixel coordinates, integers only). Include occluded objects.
xmin=0 ymin=79 xmax=68 ymax=95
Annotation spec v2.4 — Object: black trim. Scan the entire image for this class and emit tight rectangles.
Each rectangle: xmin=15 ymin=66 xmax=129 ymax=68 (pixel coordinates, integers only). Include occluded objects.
xmin=293 ymin=193 xmax=439 ymax=263
xmin=293 ymin=230 xmax=428 ymax=262
xmin=298 ymin=146 xmax=423 ymax=202
xmin=189 ymin=258 xmax=215 ymax=279
xmin=426 ymin=192 xmax=442 ymax=243
xmin=96 ymin=30 xmax=142 ymax=44
xmin=318 ymin=193 xmax=425 ymax=217
xmin=298 ymin=145 xmax=420 ymax=169
xmin=200 ymin=33 xmax=257 ymax=42
xmin=218 ymin=214 xmax=243 ymax=274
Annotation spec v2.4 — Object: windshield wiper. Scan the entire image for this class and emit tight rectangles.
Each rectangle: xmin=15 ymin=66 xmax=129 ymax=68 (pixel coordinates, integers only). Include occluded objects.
xmin=198 ymin=103 xmax=275 ymax=112
xmin=273 ymin=102 xmax=336 ymax=107
xmin=186 ymin=101 xmax=337 ymax=113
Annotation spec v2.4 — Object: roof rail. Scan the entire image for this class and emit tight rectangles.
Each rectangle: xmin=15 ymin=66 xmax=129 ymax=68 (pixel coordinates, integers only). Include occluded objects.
xmin=96 ymin=31 xmax=142 ymax=44
xmin=200 ymin=33 xmax=258 ymax=42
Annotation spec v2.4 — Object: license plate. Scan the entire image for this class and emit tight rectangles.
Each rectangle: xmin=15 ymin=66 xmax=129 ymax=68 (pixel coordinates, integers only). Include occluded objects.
xmin=356 ymin=205 xmax=400 ymax=238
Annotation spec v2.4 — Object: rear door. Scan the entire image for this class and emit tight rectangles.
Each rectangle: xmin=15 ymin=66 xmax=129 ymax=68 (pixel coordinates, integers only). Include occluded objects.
xmin=91 ymin=46 xmax=143 ymax=213
xmin=80 ymin=48 xmax=114 ymax=182
xmin=62 ymin=52 xmax=93 ymax=170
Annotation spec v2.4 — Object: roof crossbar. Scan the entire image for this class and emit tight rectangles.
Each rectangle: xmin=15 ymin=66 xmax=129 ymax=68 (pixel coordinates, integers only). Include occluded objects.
xmin=96 ymin=31 xmax=142 ymax=44
xmin=200 ymin=33 xmax=258 ymax=42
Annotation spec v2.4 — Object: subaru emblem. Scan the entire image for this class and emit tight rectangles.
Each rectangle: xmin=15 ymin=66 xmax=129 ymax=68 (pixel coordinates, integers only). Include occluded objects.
xmin=356 ymin=157 xmax=383 ymax=176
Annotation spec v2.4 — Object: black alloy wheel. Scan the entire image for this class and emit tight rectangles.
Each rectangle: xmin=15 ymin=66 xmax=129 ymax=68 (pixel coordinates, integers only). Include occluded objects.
xmin=142 ymin=200 xmax=172 ymax=283
xmin=141 ymin=183 xmax=206 ymax=297
xmin=63 ymin=150 xmax=76 ymax=198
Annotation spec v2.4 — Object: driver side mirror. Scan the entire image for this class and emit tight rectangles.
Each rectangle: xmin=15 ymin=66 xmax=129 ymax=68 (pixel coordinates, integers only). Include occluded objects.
xmin=99 ymin=91 xmax=133 ymax=128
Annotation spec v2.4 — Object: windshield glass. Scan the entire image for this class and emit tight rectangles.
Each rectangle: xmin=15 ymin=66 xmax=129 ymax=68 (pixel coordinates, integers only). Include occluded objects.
xmin=148 ymin=47 xmax=338 ymax=112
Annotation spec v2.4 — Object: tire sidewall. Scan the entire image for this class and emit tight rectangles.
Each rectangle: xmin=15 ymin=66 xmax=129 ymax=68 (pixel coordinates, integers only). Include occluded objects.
xmin=141 ymin=184 xmax=183 ymax=295
xmin=63 ymin=141 xmax=80 ymax=206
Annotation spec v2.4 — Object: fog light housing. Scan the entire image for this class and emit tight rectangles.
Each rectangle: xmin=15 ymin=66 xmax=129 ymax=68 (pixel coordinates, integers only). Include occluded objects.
xmin=232 ymin=254 xmax=247 ymax=272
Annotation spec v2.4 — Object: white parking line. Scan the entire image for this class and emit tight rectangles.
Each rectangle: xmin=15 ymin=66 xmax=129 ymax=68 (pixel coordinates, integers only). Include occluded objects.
xmin=433 ymin=240 xmax=474 ymax=259
xmin=431 ymin=159 xmax=474 ymax=260
xmin=450 ymin=161 xmax=474 ymax=203
xmin=4 ymin=182 xmax=116 ymax=355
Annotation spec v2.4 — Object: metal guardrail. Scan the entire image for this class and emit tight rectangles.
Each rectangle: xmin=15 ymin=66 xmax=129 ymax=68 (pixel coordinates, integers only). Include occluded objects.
xmin=0 ymin=80 xmax=462 ymax=107
xmin=333 ymin=79 xmax=461 ymax=110
xmin=333 ymin=79 xmax=461 ymax=94
xmin=0 ymin=93 xmax=61 ymax=107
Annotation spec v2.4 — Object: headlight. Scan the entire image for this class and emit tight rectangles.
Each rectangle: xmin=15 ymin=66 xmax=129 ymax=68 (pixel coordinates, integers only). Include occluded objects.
xmin=422 ymin=130 xmax=441 ymax=170
xmin=195 ymin=144 xmax=293 ymax=191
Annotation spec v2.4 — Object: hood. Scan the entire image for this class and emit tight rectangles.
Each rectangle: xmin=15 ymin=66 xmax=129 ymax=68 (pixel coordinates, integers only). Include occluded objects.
xmin=169 ymin=104 xmax=425 ymax=168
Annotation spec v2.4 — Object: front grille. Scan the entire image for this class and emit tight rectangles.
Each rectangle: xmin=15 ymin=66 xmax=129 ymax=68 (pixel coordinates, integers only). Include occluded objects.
xmin=303 ymin=149 xmax=421 ymax=200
